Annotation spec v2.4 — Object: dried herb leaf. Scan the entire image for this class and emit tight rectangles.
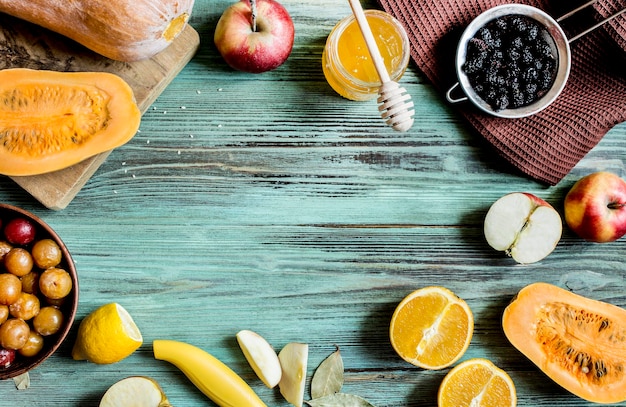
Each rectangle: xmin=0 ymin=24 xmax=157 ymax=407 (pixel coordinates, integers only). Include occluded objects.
xmin=306 ymin=393 xmax=376 ymax=407
xmin=13 ymin=372 xmax=30 ymax=390
xmin=311 ymin=347 xmax=344 ymax=399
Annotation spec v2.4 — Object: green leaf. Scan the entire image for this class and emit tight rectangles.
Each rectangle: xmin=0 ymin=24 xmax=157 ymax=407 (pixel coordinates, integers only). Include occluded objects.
xmin=310 ymin=347 xmax=344 ymax=399
xmin=306 ymin=393 xmax=377 ymax=407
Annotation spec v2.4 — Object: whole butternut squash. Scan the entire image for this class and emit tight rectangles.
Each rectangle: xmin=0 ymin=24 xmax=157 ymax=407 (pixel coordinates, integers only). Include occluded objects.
xmin=0 ymin=0 xmax=194 ymax=62
xmin=0 ymin=68 xmax=141 ymax=176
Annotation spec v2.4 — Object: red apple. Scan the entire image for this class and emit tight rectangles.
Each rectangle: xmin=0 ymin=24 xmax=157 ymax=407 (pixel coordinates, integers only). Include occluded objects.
xmin=564 ymin=171 xmax=626 ymax=243
xmin=484 ymin=192 xmax=562 ymax=264
xmin=214 ymin=0 xmax=295 ymax=73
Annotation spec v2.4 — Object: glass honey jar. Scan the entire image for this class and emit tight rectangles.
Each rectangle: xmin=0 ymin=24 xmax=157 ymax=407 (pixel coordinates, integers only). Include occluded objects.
xmin=322 ymin=10 xmax=410 ymax=101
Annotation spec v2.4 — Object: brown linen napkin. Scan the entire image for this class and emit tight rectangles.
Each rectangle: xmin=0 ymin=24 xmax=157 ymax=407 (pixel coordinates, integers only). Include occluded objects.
xmin=377 ymin=0 xmax=626 ymax=185
xmin=597 ymin=0 xmax=626 ymax=50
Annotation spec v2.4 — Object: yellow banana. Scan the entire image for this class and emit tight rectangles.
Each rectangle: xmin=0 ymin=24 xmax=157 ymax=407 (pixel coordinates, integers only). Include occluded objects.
xmin=153 ymin=339 xmax=267 ymax=407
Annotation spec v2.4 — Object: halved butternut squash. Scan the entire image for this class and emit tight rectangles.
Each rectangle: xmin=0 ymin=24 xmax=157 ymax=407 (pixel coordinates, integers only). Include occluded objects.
xmin=503 ymin=282 xmax=626 ymax=404
xmin=0 ymin=68 xmax=141 ymax=176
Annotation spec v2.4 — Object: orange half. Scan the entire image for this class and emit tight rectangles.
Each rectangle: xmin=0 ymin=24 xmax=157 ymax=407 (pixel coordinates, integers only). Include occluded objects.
xmin=438 ymin=358 xmax=517 ymax=407
xmin=389 ymin=286 xmax=473 ymax=370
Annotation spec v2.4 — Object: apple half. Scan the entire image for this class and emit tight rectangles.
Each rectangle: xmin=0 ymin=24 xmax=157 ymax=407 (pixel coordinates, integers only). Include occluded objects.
xmin=99 ymin=376 xmax=170 ymax=407
xmin=484 ymin=192 xmax=562 ymax=264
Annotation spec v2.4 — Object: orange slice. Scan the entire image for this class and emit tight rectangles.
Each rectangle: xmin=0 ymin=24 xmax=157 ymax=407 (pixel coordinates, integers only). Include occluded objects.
xmin=438 ymin=358 xmax=516 ymax=407
xmin=389 ymin=286 xmax=473 ymax=369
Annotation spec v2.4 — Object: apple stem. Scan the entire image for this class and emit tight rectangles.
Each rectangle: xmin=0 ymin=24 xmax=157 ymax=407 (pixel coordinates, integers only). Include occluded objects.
xmin=608 ymin=202 xmax=626 ymax=210
xmin=250 ymin=0 xmax=257 ymax=32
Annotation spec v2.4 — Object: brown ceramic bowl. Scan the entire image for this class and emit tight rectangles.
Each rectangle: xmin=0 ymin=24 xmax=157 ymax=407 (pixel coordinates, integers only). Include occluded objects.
xmin=0 ymin=203 xmax=78 ymax=380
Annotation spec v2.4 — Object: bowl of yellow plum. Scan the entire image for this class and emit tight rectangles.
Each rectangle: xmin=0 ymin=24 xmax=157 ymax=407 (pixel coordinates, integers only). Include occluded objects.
xmin=0 ymin=203 xmax=78 ymax=379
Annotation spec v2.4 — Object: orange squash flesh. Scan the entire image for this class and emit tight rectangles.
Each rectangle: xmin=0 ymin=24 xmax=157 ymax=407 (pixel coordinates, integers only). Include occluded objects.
xmin=0 ymin=68 xmax=141 ymax=176
xmin=0 ymin=0 xmax=194 ymax=62
xmin=503 ymin=282 xmax=626 ymax=404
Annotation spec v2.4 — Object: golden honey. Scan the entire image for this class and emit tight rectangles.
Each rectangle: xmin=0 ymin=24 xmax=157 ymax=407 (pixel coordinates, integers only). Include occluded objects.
xmin=322 ymin=10 xmax=410 ymax=101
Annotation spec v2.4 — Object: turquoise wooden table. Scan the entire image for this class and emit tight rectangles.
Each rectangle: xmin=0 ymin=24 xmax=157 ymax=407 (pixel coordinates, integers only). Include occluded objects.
xmin=1 ymin=0 xmax=625 ymax=406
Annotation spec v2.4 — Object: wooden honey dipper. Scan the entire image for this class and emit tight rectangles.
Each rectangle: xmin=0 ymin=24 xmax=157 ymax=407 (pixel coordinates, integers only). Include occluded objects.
xmin=347 ymin=0 xmax=415 ymax=132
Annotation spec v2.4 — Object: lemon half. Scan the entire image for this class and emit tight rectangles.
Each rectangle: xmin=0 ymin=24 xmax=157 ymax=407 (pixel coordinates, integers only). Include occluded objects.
xmin=72 ymin=303 xmax=142 ymax=364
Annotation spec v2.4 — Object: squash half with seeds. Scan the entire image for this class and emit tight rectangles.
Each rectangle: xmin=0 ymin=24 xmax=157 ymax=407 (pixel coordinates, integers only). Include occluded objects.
xmin=503 ymin=282 xmax=626 ymax=404
xmin=0 ymin=68 xmax=140 ymax=176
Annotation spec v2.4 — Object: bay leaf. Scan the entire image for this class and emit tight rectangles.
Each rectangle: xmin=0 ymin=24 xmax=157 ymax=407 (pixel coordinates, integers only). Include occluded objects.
xmin=311 ymin=347 xmax=344 ymax=399
xmin=13 ymin=372 xmax=30 ymax=390
xmin=306 ymin=393 xmax=376 ymax=407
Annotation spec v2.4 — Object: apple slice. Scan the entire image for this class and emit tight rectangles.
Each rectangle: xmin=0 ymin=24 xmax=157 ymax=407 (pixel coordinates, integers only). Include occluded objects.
xmin=236 ymin=329 xmax=282 ymax=388
xmin=278 ymin=342 xmax=308 ymax=407
xmin=484 ymin=192 xmax=562 ymax=264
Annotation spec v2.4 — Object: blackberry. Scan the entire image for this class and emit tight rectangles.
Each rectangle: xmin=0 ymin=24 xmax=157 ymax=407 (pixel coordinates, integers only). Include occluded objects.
xmin=511 ymin=36 xmax=524 ymax=50
xmin=522 ymin=67 xmax=538 ymax=83
xmin=524 ymin=91 xmax=537 ymax=105
xmin=491 ymin=49 xmax=504 ymax=65
xmin=492 ymin=36 xmax=503 ymax=49
xmin=510 ymin=89 xmax=526 ymax=108
xmin=494 ymin=17 xmax=508 ymax=31
xmin=525 ymin=82 xmax=538 ymax=95
xmin=494 ymin=92 xmax=509 ymax=110
xmin=536 ymin=43 xmax=553 ymax=58
xmin=510 ymin=17 xmax=529 ymax=33
xmin=507 ymin=48 xmax=521 ymax=61
xmin=539 ymin=69 xmax=555 ymax=89
xmin=463 ymin=59 xmax=483 ymax=74
xmin=478 ymin=27 xmax=495 ymax=47
xmin=526 ymin=24 xmax=539 ymax=41
xmin=521 ymin=47 xmax=535 ymax=66
xmin=506 ymin=64 xmax=521 ymax=81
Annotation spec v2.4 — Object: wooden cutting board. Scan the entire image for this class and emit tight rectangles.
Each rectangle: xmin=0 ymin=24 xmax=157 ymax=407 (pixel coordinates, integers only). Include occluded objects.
xmin=0 ymin=13 xmax=200 ymax=210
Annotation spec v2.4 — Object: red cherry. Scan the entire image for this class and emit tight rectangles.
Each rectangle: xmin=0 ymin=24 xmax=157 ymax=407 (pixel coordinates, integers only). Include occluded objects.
xmin=4 ymin=218 xmax=36 ymax=246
